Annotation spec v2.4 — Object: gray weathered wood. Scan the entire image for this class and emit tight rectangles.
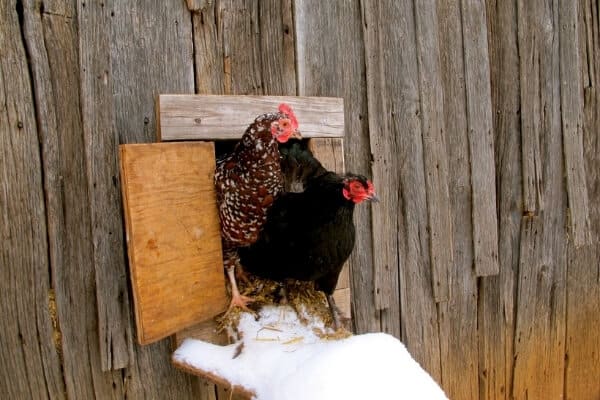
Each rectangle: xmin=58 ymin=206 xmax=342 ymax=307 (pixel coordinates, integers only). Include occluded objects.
xmin=414 ymin=0 xmax=452 ymax=302
xmin=480 ymin=1 xmax=522 ymax=399
xmin=559 ymin=0 xmax=591 ymax=247
xmin=564 ymin=2 xmax=600 ymax=397
xmin=513 ymin=3 xmax=568 ymax=395
xmin=437 ymin=1 xmax=479 ymax=398
xmin=0 ymin=1 xmax=65 ymax=398
xmin=512 ymin=216 xmax=567 ymax=400
xmin=105 ymin=0 xmax=211 ymax=396
xmin=362 ymin=0 xmax=441 ymax=379
xmin=461 ymin=0 xmax=500 ymax=277
xmin=78 ymin=0 xmax=133 ymax=373
xmin=192 ymin=0 xmax=297 ymax=96
xmin=258 ymin=0 xmax=297 ymax=95
xmin=192 ymin=1 xmax=224 ymax=93
xmin=517 ymin=0 xmax=543 ymax=215
xmin=565 ymin=244 xmax=600 ymax=400
xmin=296 ymin=0 xmax=380 ymax=334
xmin=157 ymin=95 xmax=345 ymax=140
xmin=360 ymin=0 xmax=395 ymax=312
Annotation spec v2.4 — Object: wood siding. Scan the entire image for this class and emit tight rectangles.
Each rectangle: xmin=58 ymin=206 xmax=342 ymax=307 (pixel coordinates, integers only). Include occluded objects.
xmin=1 ymin=1 xmax=599 ymax=399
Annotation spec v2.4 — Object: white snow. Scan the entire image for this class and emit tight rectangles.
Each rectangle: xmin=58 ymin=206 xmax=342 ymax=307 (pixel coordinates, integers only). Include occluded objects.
xmin=173 ymin=306 xmax=448 ymax=400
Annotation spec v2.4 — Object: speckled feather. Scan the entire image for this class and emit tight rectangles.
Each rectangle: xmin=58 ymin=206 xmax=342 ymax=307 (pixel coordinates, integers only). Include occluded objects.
xmin=215 ymin=113 xmax=286 ymax=250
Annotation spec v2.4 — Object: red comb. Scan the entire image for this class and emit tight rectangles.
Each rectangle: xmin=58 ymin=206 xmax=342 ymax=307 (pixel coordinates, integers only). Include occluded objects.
xmin=278 ymin=103 xmax=298 ymax=129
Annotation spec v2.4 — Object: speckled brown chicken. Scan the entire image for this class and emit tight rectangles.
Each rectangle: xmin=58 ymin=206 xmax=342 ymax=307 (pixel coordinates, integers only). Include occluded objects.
xmin=215 ymin=104 xmax=300 ymax=312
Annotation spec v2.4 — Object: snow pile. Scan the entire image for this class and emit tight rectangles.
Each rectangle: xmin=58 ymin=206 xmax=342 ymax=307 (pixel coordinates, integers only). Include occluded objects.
xmin=173 ymin=306 xmax=448 ymax=400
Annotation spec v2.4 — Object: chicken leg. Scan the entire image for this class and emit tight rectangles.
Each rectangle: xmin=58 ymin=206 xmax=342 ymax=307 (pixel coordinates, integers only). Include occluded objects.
xmin=327 ymin=294 xmax=349 ymax=331
xmin=224 ymin=253 xmax=254 ymax=313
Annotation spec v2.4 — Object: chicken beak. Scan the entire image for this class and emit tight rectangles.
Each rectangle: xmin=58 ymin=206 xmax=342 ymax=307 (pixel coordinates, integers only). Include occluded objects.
xmin=369 ymin=194 xmax=380 ymax=203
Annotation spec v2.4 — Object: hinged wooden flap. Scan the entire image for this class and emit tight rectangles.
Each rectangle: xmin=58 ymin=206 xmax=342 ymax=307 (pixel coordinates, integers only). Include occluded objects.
xmin=119 ymin=142 xmax=228 ymax=345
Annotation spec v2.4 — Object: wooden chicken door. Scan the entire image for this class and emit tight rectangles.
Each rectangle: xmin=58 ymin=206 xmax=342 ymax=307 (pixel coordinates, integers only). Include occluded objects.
xmin=120 ymin=95 xmax=348 ymax=349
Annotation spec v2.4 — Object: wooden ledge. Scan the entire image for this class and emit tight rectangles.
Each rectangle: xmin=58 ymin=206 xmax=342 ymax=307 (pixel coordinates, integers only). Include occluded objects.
xmin=157 ymin=95 xmax=345 ymax=141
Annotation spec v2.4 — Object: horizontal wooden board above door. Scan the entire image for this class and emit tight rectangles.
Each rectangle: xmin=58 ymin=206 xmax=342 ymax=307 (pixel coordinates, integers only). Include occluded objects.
xmin=157 ymin=95 xmax=345 ymax=141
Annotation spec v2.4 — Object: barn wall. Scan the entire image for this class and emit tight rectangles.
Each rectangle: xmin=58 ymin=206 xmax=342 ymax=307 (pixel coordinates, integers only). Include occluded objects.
xmin=1 ymin=0 xmax=599 ymax=399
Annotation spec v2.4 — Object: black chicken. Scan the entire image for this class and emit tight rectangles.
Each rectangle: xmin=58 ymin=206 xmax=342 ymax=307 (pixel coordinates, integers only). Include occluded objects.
xmin=239 ymin=142 xmax=377 ymax=328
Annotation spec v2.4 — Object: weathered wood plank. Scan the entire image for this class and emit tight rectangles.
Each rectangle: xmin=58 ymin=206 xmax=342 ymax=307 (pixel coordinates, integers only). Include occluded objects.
xmin=19 ymin=2 xmax=131 ymax=398
xmin=295 ymin=0 xmax=379 ymax=334
xmin=512 ymin=217 xmax=543 ymax=399
xmin=158 ymin=95 xmax=345 ymax=141
xmin=79 ymin=1 xmax=210 ymax=398
xmin=517 ymin=0 xmax=543 ymax=215
xmin=0 ymin=1 xmax=65 ymax=398
xmin=513 ymin=3 xmax=568 ymax=395
xmin=78 ymin=0 xmax=134 ymax=373
xmin=102 ymin=0 xmax=196 ymax=371
xmin=193 ymin=0 xmax=296 ymax=96
xmin=120 ymin=142 xmax=228 ymax=344
xmin=565 ymin=243 xmax=600 ymax=400
xmin=191 ymin=1 xmax=224 ymax=93
xmin=559 ymin=0 xmax=591 ymax=247
xmin=362 ymin=0 xmax=442 ymax=379
xmin=258 ymin=0 xmax=297 ymax=95
xmin=414 ymin=0 xmax=453 ymax=302
xmin=359 ymin=0 xmax=399 ymax=324
xmin=565 ymin=2 xmax=600 ymax=397
xmin=437 ymin=1 xmax=480 ymax=398
xmin=220 ymin=0 xmax=261 ymax=94
xmin=480 ymin=1 xmax=522 ymax=399
xmin=111 ymin=0 xmax=214 ymax=396
xmin=512 ymin=216 xmax=567 ymax=400
xmin=461 ymin=0 xmax=500 ymax=276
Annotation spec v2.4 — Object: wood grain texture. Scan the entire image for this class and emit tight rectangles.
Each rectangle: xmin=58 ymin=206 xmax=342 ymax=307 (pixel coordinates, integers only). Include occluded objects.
xmin=565 ymin=244 xmax=600 ymax=400
xmin=517 ymin=0 xmax=543 ymax=215
xmin=0 ymin=1 xmax=65 ymax=398
xmin=414 ymin=0 xmax=453 ymax=302
xmin=79 ymin=1 xmax=208 ymax=398
xmin=120 ymin=142 xmax=228 ymax=344
xmin=192 ymin=0 xmax=296 ymax=96
xmin=461 ymin=0 xmax=500 ymax=276
xmin=481 ymin=1 xmax=521 ymax=398
xmin=559 ymin=0 xmax=591 ymax=247
xmin=78 ymin=0 xmax=133 ymax=373
xmin=361 ymin=0 xmax=397 ymax=313
xmin=565 ymin=2 xmax=600 ymax=398
xmin=513 ymin=3 xmax=568 ymax=395
xmin=513 ymin=216 xmax=567 ymax=400
xmin=363 ymin=0 xmax=441 ymax=379
xmin=437 ymin=1 xmax=480 ymax=398
xmin=295 ymin=0 xmax=379 ymax=334
xmin=191 ymin=1 xmax=224 ymax=94
xmin=157 ymin=95 xmax=345 ymax=140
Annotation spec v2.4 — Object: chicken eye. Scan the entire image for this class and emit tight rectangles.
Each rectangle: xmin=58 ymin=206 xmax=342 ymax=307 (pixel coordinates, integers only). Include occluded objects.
xmin=279 ymin=119 xmax=290 ymax=129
